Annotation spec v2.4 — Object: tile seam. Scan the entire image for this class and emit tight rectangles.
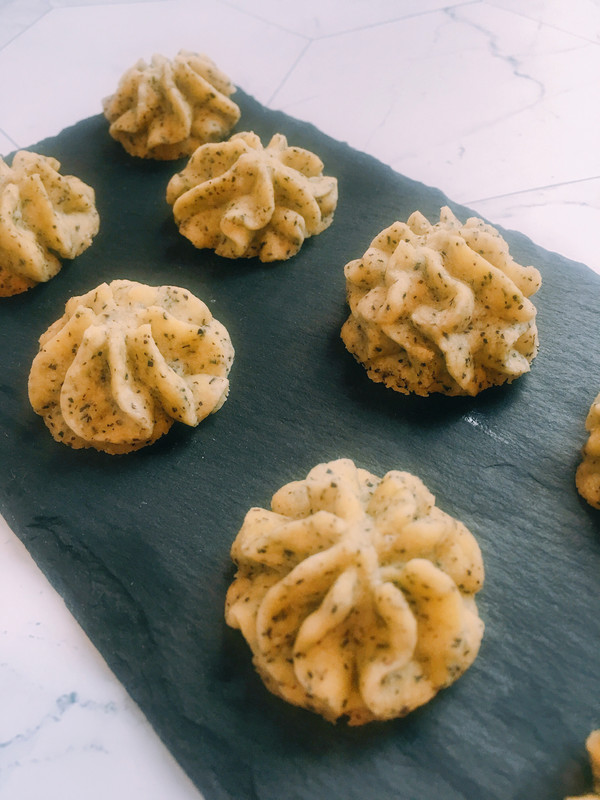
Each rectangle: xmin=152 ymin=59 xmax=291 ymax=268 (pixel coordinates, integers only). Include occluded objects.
xmin=266 ymin=39 xmax=313 ymax=107
xmin=0 ymin=128 xmax=21 ymax=153
xmin=467 ymin=174 xmax=600 ymax=204
xmin=0 ymin=7 xmax=52 ymax=52
xmin=216 ymin=0 xmax=311 ymax=41
xmin=312 ymin=0 xmax=481 ymax=41
xmin=483 ymin=0 xmax=600 ymax=47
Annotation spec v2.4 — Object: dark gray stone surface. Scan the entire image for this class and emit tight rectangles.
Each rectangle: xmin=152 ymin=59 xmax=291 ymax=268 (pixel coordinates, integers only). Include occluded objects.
xmin=1 ymin=91 xmax=599 ymax=799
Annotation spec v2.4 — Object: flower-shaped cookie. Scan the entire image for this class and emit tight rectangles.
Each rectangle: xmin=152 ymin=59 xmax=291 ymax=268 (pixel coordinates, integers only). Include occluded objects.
xmin=0 ymin=151 xmax=99 ymax=297
xmin=102 ymin=51 xmax=241 ymax=160
xmin=576 ymin=392 xmax=600 ymax=508
xmin=341 ymin=206 xmax=541 ymax=396
xmin=226 ymin=458 xmax=484 ymax=725
xmin=28 ymin=279 xmax=234 ymax=453
xmin=166 ymin=131 xmax=338 ymax=261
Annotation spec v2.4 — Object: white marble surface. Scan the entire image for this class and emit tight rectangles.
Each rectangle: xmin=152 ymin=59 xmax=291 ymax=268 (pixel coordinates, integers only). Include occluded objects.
xmin=1 ymin=1 xmax=599 ymax=798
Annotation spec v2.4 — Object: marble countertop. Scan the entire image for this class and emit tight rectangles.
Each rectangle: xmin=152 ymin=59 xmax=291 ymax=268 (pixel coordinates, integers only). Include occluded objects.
xmin=1 ymin=1 xmax=599 ymax=797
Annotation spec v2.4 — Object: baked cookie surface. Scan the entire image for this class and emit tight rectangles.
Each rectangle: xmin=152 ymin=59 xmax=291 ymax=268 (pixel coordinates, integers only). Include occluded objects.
xmin=576 ymin=392 xmax=600 ymax=508
xmin=226 ymin=458 xmax=484 ymax=724
xmin=0 ymin=151 xmax=99 ymax=296
xmin=341 ymin=206 xmax=541 ymax=396
xmin=166 ymin=131 xmax=338 ymax=261
xmin=28 ymin=279 xmax=234 ymax=453
xmin=102 ymin=51 xmax=241 ymax=160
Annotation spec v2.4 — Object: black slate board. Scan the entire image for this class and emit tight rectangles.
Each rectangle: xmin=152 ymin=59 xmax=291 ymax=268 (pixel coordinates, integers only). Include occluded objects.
xmin=2 ymin=90 xmax=600 ymax=800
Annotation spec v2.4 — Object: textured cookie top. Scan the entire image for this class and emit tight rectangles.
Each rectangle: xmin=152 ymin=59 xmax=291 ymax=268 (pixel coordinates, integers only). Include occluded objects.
xmin=28 ymin=279 xmax=234 ymax=453
xmin=0 ymin=151 xmax=99 ymax=297
xmin=166 ymin=131 xmax=338 ymax=261
xmin=576 ymin=392 xmax=600 ymax=509
xmin=226 ymin=458 xmax=484 ymax=725
xmin=102 ymin=50 xmax=241 ymax=160
xmin=341 ymin=206 xmax=541 ymax=396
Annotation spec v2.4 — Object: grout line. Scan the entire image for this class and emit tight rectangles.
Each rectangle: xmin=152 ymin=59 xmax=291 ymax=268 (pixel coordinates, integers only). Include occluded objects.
xmin=214 ymin=0 xmax=314 ymax=106
xmin=313 ymin=0 xmax=481 ymax=41
xmin=217 ymin=0 xmax=479 ymax=109
xmin=218 ymin=0 xmax=480 ymax=41
xmin=266 ymin=39 xmax=313 ymax=107
xmin=482 ymin=0 xmax=600 ymax=47
xmin=216 ymin=0 xmax=311 ymax=41
xmin=0 ymin=129 xmax=21 ymax=154
xmin=0 ymin=0 xmax=172 ymax=55
xmin=0 ymin=7 xmax=52 ymax=52
xmin=466 ymin=174 xmax=600 ymax=205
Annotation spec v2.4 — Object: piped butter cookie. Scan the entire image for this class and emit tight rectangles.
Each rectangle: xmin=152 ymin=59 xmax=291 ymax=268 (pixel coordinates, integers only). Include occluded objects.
xmin=341 ymin=206 xmax=541 ymax=396
xmin=28 ymin=279 xmax=233 ymax=453
xmin=166 ymin=131 xmax=338 ymax=261
xmin=226 ymin=458 xmax=484 ymax=724
xmin=103 ymin=51 xmax=240 ymax=160
xmin=0 ymin=151 xmax=99 ymax=296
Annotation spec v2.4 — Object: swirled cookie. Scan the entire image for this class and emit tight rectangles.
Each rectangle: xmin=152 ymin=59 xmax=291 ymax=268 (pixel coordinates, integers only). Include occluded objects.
xmin=102 ymin=51 xmax=241 ymax=160
xmin=28 ymin=279 xmax=234 ymax=453
xmin=341 ymin=206 xmax=541 ymax=396
xmin=166 ymin=131 xmax=338 ymax=261
xmin=576 ymin=392 xmax=600 ymax=508
xmin=0 ymin=151 xmax=99 ymax=296
xmin=566 ymin=730 xmax=600 ymax=799
xmin=225 ymin=458 xmax=484 ymax=725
